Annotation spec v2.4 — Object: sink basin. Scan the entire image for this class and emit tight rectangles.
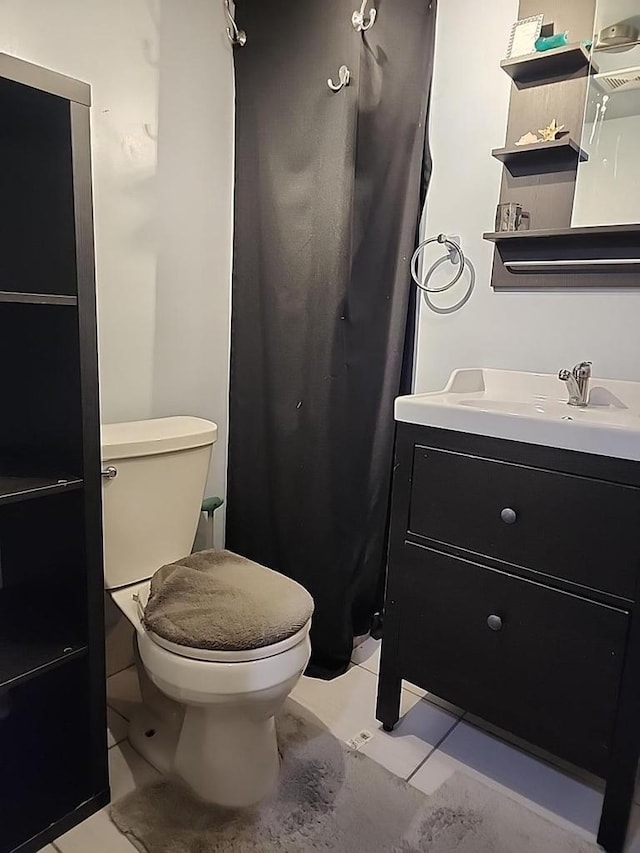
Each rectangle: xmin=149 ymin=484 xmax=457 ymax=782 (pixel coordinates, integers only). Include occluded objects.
xmin=395 ymin=368 xmax=640 ymax=461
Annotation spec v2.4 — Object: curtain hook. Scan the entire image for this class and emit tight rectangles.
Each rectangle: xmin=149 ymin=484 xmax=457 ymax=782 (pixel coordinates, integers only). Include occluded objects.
xmin=328 ymin=65 xmax=351 ymax=92
xmin=224 ymin=0 xmax=246 ymax=46
xmin=352 ymin=0 xmax=376 ymax=32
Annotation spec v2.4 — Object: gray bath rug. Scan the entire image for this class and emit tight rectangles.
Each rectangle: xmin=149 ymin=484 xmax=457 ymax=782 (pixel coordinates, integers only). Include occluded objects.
xmin=110 ymin=708 xmax=599 ymax=852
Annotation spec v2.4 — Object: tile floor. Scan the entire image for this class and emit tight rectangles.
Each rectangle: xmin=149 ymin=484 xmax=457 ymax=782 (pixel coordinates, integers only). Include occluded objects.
xmin=40 ymin=636 xmax=640 ymax=852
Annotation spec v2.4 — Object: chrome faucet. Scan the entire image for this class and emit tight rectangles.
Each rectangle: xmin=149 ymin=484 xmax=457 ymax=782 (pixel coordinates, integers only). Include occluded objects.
xmin=558 ymin=361 xmax=592 ymax=407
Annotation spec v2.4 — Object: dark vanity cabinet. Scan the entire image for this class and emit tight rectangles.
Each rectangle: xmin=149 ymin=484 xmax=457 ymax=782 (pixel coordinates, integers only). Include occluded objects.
xmin=0 ymin=56 xmax=109 ymax=851
xmin=377 ymin=423 xmax=640 ymax=853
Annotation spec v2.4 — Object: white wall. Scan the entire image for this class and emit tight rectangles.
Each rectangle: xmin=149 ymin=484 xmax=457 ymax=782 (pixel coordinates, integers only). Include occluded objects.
xmin=0 ymin=0 xmax=235 ymax=540
xmin=414 ymin=0 xmax=640 ymax=392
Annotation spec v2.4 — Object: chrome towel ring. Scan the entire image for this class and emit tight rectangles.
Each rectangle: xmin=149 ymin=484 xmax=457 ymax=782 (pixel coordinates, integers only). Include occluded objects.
xmin=411 ymin=234 xmax=475 ymax=314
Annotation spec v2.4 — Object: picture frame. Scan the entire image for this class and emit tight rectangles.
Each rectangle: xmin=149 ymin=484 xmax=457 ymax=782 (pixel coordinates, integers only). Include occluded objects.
xmin=506 ymin=14 xmax=544 ymax=59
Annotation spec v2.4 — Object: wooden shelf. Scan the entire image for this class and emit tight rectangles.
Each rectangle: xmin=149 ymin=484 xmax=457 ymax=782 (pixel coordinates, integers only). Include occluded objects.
xmin=0 ymin=474 xmax=83 ymax=506
xmin=0 ymin=588 xmax=87 ymax=690
xmin=492 ymin=138 xmax=587 ymax=174
xmin=0 ymin=291 xmax=77 ymax=306
xmin=484 ymin=223 xmax=640 ymax=243
xmin=485 ymin=224 xmax=640 ymax=285
xmin=501 ymin=43 xmax=595 ymax=86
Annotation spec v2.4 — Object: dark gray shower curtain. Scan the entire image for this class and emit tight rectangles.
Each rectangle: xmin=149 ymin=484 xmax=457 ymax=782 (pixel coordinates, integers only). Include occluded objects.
xmin=227 ymin=0 xmax=437 ymax=678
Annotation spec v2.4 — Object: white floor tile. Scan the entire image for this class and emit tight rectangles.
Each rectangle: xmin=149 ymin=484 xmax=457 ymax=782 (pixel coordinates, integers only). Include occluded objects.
xmin=351 ymin=636 xmax=381 ymax=673
xmin=287 ymin=664 xmax=460 ymax=779
xmin=360 ymin=701 xmax=461 ymax=779
xmin=351 ymin=637 xmax=463 ymax=714
xmin=410 ymin=720 xmax=603 ymax=842
xmin=106 ymin=666 xmax=142 ymax=721
xmin=37 ymin=846 xmax=57 ymax=852
xmin=54 ymin=807 xmax=139 ymax=853
xmin=107 ymin=707 xmax=129 ymax=749
xmin=56 ymin=742 xmax=160 ymax=853
xmin=108 ymin=740 xmax=160 ymax=800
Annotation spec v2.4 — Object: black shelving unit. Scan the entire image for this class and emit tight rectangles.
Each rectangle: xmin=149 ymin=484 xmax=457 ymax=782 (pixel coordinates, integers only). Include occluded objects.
xmin=0 ymin=291 xmax=78 ymax=306
xmin=501 ymin=43 xmax=595 ymax=86
xmin=0 ymin=54 xmax=109 ymax=853
xmin=0 ymin=476 xmax=83 ymax=506
xmin=491 ymin=138 xmax=587 ymax=174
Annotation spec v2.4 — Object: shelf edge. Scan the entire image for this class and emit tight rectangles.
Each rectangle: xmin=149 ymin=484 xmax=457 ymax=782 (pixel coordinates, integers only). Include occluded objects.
xmin=0 ymin=645 xmax=88 ymax=692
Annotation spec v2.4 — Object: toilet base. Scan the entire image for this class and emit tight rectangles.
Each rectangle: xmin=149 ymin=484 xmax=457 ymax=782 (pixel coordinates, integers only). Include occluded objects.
xmin=129 ymin=643 xmax=185 ymax=775
xmin=129 ymin=705 xmax=182 ymax=776
xmin=134 ymin=625 xmax=311 ymax=808
xmin=174 ymin=705 xmax=281 ymax=807
xmin=130 ymin=699 xmax=283 ymax=808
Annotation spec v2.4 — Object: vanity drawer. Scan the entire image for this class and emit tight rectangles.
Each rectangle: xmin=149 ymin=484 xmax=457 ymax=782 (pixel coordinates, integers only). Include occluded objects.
xmin=397 ymin=544 xmax=628 ymax=775
xmin=409 ymin=447 xmax=640 ymax=599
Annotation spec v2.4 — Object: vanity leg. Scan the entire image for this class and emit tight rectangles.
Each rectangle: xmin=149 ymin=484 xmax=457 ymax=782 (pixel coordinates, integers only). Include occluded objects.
xmin=598 ymin=723 xmax=640 ymax=853
xmin=376 ymin=671 xmax=402 ymax=732
xmin=375 ymin=598 xmax=403 ymax=731
xmin=376 ymin=625 xmax=402 ymax=731
xmin=597 ymin=610 xmax=640 ymax=852
xmin=598 ymin=772 xmax=636 ymax=853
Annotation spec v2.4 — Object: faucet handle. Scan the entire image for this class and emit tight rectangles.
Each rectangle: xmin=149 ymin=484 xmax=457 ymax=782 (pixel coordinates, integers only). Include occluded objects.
xmin=573 ymin=361 xmax=592 ymax=379
xmin=558 ymin=368 xmax=571 ymax=381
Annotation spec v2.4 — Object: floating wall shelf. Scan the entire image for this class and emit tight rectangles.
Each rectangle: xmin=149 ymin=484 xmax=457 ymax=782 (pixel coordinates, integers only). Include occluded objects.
xmin=491 ymin=138 xmax=587 ymax=174
xmin=501 ymin=43 xmax=596 ymax=86
xmin=484 ymin=223 xmax=640 ymax=243
xmin=485 ymin=224 xmax=640 ymax=285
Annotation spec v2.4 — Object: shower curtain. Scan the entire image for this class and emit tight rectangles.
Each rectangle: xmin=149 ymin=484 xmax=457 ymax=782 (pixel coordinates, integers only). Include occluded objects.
xmin=227 ymin=0 xmax=437 ymax=678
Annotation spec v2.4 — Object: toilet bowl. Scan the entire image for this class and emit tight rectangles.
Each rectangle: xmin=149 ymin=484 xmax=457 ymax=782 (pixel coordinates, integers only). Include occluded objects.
xmin=102 ymin=417 xmax=312 ymax=807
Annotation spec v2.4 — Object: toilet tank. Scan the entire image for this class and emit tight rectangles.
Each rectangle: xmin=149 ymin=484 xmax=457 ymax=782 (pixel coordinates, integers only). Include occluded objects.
xmin=101 ymin=417 xmax=217 ymax=590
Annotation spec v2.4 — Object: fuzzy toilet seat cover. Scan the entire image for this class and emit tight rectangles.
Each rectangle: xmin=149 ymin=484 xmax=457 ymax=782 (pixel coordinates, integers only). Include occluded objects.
xmin=143 ymin=549 xmax=314 ymax=652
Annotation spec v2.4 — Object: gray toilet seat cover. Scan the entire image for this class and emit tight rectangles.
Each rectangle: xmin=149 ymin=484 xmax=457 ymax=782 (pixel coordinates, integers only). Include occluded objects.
xmin=143 ymin=549 xmax=314 ymax=652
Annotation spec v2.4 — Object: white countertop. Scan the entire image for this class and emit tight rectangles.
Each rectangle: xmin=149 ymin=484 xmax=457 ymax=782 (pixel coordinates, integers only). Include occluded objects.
xmin=395 ymin=368 xmax=640 ymax=462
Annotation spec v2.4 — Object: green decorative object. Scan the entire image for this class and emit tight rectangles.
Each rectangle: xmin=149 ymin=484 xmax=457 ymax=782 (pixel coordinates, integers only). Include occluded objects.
xmin=201 ymin=496 xmax=224 ymax=515
xmin=535 ymin=31 xmax=569 ymax=51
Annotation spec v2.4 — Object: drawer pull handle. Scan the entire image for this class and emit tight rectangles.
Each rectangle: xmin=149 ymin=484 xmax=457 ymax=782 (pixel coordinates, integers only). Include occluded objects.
xmin=487 ymin=614 xmax=503 ymax=632
xmin=500 ymin=507 xmax=517 ymax=524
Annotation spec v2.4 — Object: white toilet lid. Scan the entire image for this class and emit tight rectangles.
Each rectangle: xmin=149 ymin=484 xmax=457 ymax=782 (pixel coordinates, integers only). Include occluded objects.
xmin=142 ymin=550 xmax=314 ymax=655
xmin=145 ymin=620 xmax=311 ymax=662
xmin=111 ymin=581 xmax=311 ymax=663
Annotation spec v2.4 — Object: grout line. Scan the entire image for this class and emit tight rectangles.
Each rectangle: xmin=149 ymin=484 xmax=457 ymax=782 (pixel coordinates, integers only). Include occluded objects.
xmin=105 ymin=699 xmax=130 ymax=721
xmin=405 ymin=716 xmax=463 ymax=784
xmin=106 ymin=658 xmax=137 ymax=678
xmin=106 ymin=663 xmax=137 ymax=682
xmin=358 ymin=664 xmax=378 ymax=677
xmin=107 ymin=705 xmax=129 ymax=724
xmin=51 ymin=843 xmax=63 ymax=852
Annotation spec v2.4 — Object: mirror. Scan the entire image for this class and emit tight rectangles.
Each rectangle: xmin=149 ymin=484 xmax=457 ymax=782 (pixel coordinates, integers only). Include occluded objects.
xmin=572 ymin=0 xmax=640 ymax=227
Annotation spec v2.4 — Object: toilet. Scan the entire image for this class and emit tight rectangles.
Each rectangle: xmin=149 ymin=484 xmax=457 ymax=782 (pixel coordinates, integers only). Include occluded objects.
xmin=101 ymin=416 xmax=312 ymax=807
